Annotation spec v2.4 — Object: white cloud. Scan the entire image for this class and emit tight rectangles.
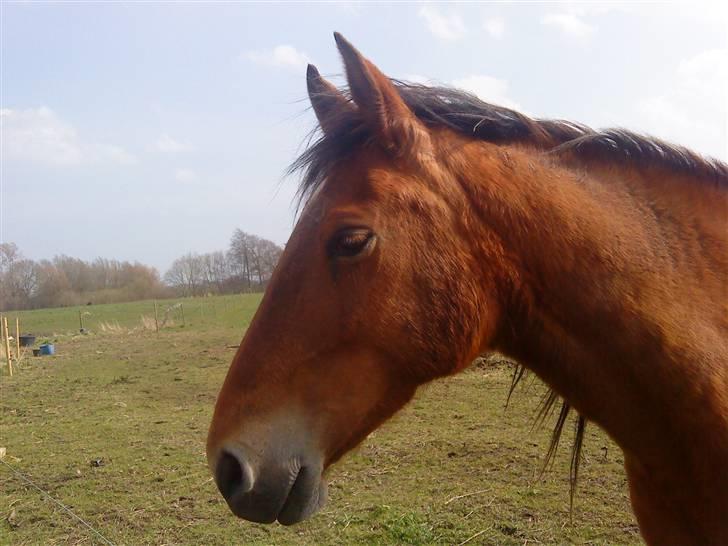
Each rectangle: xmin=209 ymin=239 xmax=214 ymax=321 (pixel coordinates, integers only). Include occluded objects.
xmin=0 ymin=107 xmax=136 ymax=166
xmin=637 ymin=49 xmax=727 ymax=159
xmin=559 ymin=3 xmax=630 ymax=17
xmin=483 ymin=17 xmax=505 ymax=39
xmin=154 ymin=133 xmax=192 ymax=153
xmin=640 ymin=96 xmax=693 ymax=130
xmin=96 ymin=144 xmax=136 ymax=165
xmin=1 ymin=107 xmax=83 ymax=165
xmin=541 ymin=13 xmax=595 ymax=39
xmin=677 ymin=48 xmax=726 ymax=102
xmin=669 ymin=2 xmax=727 ymax=28
xmin=452 ymin=75 xmax=522 ymax=111
xmin=174 ymin=168 xmax=198 ymax=183
xmin=418 ymin=6 xmax=466 ymax=41
xmin=244 ymin=45 xmax=311 ymax=71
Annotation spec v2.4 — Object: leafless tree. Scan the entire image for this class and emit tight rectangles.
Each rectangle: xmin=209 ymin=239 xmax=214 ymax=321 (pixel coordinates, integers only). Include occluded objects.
xmin=164 ymin=253 xmax=205 ymax=296
xmin=0 ymin=242 xmax=20 ymax=273
xmin=200 ymin=251 xmax=229 ymax=293
xmin=227 ymin=230 xmax=282 ymax=290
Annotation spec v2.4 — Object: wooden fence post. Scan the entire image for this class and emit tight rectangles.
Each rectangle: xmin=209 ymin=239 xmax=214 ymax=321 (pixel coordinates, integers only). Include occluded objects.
xmin=15 ymin=317 xmax=20 ymax=363
xmin=153 ymin=301 xmax=160 ymax=334
xmin=3 ymin=317 xmax=12 ymax=377
xmin=0 ymin=315 xmax=5 ymax=369
xmin=180 ymin=303 xmax=186 ymax=327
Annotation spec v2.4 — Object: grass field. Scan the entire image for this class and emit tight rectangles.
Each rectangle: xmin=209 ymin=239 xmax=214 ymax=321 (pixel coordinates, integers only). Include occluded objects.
xmin=1 ymin=294 xmax=640 ymax=545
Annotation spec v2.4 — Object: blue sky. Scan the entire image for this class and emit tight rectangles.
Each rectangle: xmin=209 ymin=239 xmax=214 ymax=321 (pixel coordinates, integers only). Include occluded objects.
xmin=2 ymin=2 xmax=726 ymax=274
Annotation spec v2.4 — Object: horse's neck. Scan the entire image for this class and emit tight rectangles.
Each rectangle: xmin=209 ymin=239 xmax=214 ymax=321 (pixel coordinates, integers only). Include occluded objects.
xmin=455 ymin=143 xmax=728 ymax=463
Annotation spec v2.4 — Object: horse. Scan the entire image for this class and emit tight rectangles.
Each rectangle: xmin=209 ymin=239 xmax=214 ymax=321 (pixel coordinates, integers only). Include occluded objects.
xmin=207 ymin=33 xmax=728 ymax=545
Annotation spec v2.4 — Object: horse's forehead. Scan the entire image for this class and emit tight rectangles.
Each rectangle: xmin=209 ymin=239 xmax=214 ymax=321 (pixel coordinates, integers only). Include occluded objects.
xmin=298 ymin=180 xmax=371 ymax=227
xmin=305 ymin=162 xmax=392 ymax=215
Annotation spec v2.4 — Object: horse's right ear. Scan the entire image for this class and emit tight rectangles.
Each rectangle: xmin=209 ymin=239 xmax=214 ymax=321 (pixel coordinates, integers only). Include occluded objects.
xmin=333 ymin=32 xmax=431 ymax=159
xmin=307 ymin=64 xmax=353 ymax=135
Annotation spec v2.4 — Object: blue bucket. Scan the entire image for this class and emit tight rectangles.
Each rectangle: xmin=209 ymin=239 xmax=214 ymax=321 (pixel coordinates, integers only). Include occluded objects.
xmin=39 ymin=344 xmax=55 ymax=356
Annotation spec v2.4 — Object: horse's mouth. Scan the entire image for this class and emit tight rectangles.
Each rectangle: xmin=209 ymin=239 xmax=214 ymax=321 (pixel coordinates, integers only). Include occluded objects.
xmin=214 ymin=450 xmax=328 ymax=525
xmin=277 ymin=466 xmax=328 ymax=525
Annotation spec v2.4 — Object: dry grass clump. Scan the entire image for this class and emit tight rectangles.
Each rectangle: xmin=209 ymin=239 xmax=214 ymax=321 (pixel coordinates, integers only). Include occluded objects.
xmin=98 ymin=321 xmax=126 ymax=334
xmin=139 ymin=315 xmax=175 ymax=331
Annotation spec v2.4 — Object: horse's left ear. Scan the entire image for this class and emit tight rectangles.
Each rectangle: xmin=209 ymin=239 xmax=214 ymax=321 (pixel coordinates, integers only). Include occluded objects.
xmin=334 ymin=32 xmax=430 ymax=157
xmin=307 ymin=64 xmax=354 ymax=136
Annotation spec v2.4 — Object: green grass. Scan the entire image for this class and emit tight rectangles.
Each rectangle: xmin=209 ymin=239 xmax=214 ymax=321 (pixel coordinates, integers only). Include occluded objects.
xmin=0 ymin=294 xmax=640 ymax=545
xmin=9 ymin=294 xmax=263 ymax=337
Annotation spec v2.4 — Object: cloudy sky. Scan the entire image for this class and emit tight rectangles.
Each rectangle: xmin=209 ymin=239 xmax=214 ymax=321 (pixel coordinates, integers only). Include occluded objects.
xmin=2 ymin=2 xmax=726 ymax=274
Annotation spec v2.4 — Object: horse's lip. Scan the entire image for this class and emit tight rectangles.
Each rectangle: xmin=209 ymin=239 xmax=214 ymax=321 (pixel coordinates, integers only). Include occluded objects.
xmin=223 ymin=464 xmax=326 ymax=525
xmin=277 ymin=466 xmax=326 ymax=525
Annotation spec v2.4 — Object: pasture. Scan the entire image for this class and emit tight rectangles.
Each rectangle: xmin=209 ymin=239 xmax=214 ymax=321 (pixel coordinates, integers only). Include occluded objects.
xmin=1 ymin=295 xmax=639 ymax=545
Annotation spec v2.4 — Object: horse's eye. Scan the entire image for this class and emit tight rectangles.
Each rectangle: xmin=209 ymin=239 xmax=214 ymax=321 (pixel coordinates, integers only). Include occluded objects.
xmin=328 ymin=228 xmax=375 ymax=258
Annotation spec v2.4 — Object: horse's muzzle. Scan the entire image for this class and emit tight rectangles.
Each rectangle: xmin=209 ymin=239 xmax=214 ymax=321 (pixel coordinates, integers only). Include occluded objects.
xmin=212 ymin=447 xmax=327 ymax=525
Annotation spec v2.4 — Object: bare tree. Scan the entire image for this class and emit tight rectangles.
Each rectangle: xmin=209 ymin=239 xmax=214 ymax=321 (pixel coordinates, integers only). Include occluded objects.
xmin=200 ymin=251 xmax=229 ymax=293
xmin=164 ymin=253 xmax=204 ymax=296
xmin=0 ymin=242 xmax=20 ymax=273
xmin=32 ymin=260 xmax=72 ymax=309
xmin=9 ymin=260 xmax=38 ymax=302
xmin=229 ymin=229 xmax=254 ymax=290
xmin=254 ymin=238 xmax=283 ymax=284
xmin=227 ymin=230 xmax=282 ymax=290
xmin=0 ymin=245 xmax=39 ymax=309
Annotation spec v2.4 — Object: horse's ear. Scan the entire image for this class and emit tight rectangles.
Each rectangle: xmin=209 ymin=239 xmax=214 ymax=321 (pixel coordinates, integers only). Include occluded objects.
xmin=333 ymin=32 xmax=430 ymax=157
xmin=307 ymin=64 xmax=353 ymax=135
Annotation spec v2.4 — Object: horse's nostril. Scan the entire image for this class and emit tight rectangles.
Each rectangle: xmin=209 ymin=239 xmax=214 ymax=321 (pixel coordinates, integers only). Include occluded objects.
xmin=216 ymin=451 xmax=253 ymax=500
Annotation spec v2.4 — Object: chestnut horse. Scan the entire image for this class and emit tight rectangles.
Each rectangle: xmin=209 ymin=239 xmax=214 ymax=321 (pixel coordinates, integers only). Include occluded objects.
xmin=208 ymin=33 xmax=728 ymax=544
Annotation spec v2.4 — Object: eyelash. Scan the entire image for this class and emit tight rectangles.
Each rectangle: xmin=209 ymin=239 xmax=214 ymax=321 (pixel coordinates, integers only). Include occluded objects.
xmin=328 ymin=229 xmax=374 ymax=258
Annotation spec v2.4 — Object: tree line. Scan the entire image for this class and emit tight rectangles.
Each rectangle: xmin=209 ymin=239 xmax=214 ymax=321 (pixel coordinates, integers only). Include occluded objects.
xmin=0 ymin=229 xmax=283 ymax=311
xmin=0 ymin=242 xmax=166 ymax=311
xmin=163 ymin=229 xmax=283 ymax=297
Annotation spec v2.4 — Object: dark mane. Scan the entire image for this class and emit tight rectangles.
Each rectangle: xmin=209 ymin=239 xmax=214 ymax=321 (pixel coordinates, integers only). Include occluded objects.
xmin=291 ymin=81 xmax=728 ymax=207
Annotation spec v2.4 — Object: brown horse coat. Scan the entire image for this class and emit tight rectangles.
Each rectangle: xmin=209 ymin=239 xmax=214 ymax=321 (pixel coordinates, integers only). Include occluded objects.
xmin=208 ymin=33 xmax=728 ymax=545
